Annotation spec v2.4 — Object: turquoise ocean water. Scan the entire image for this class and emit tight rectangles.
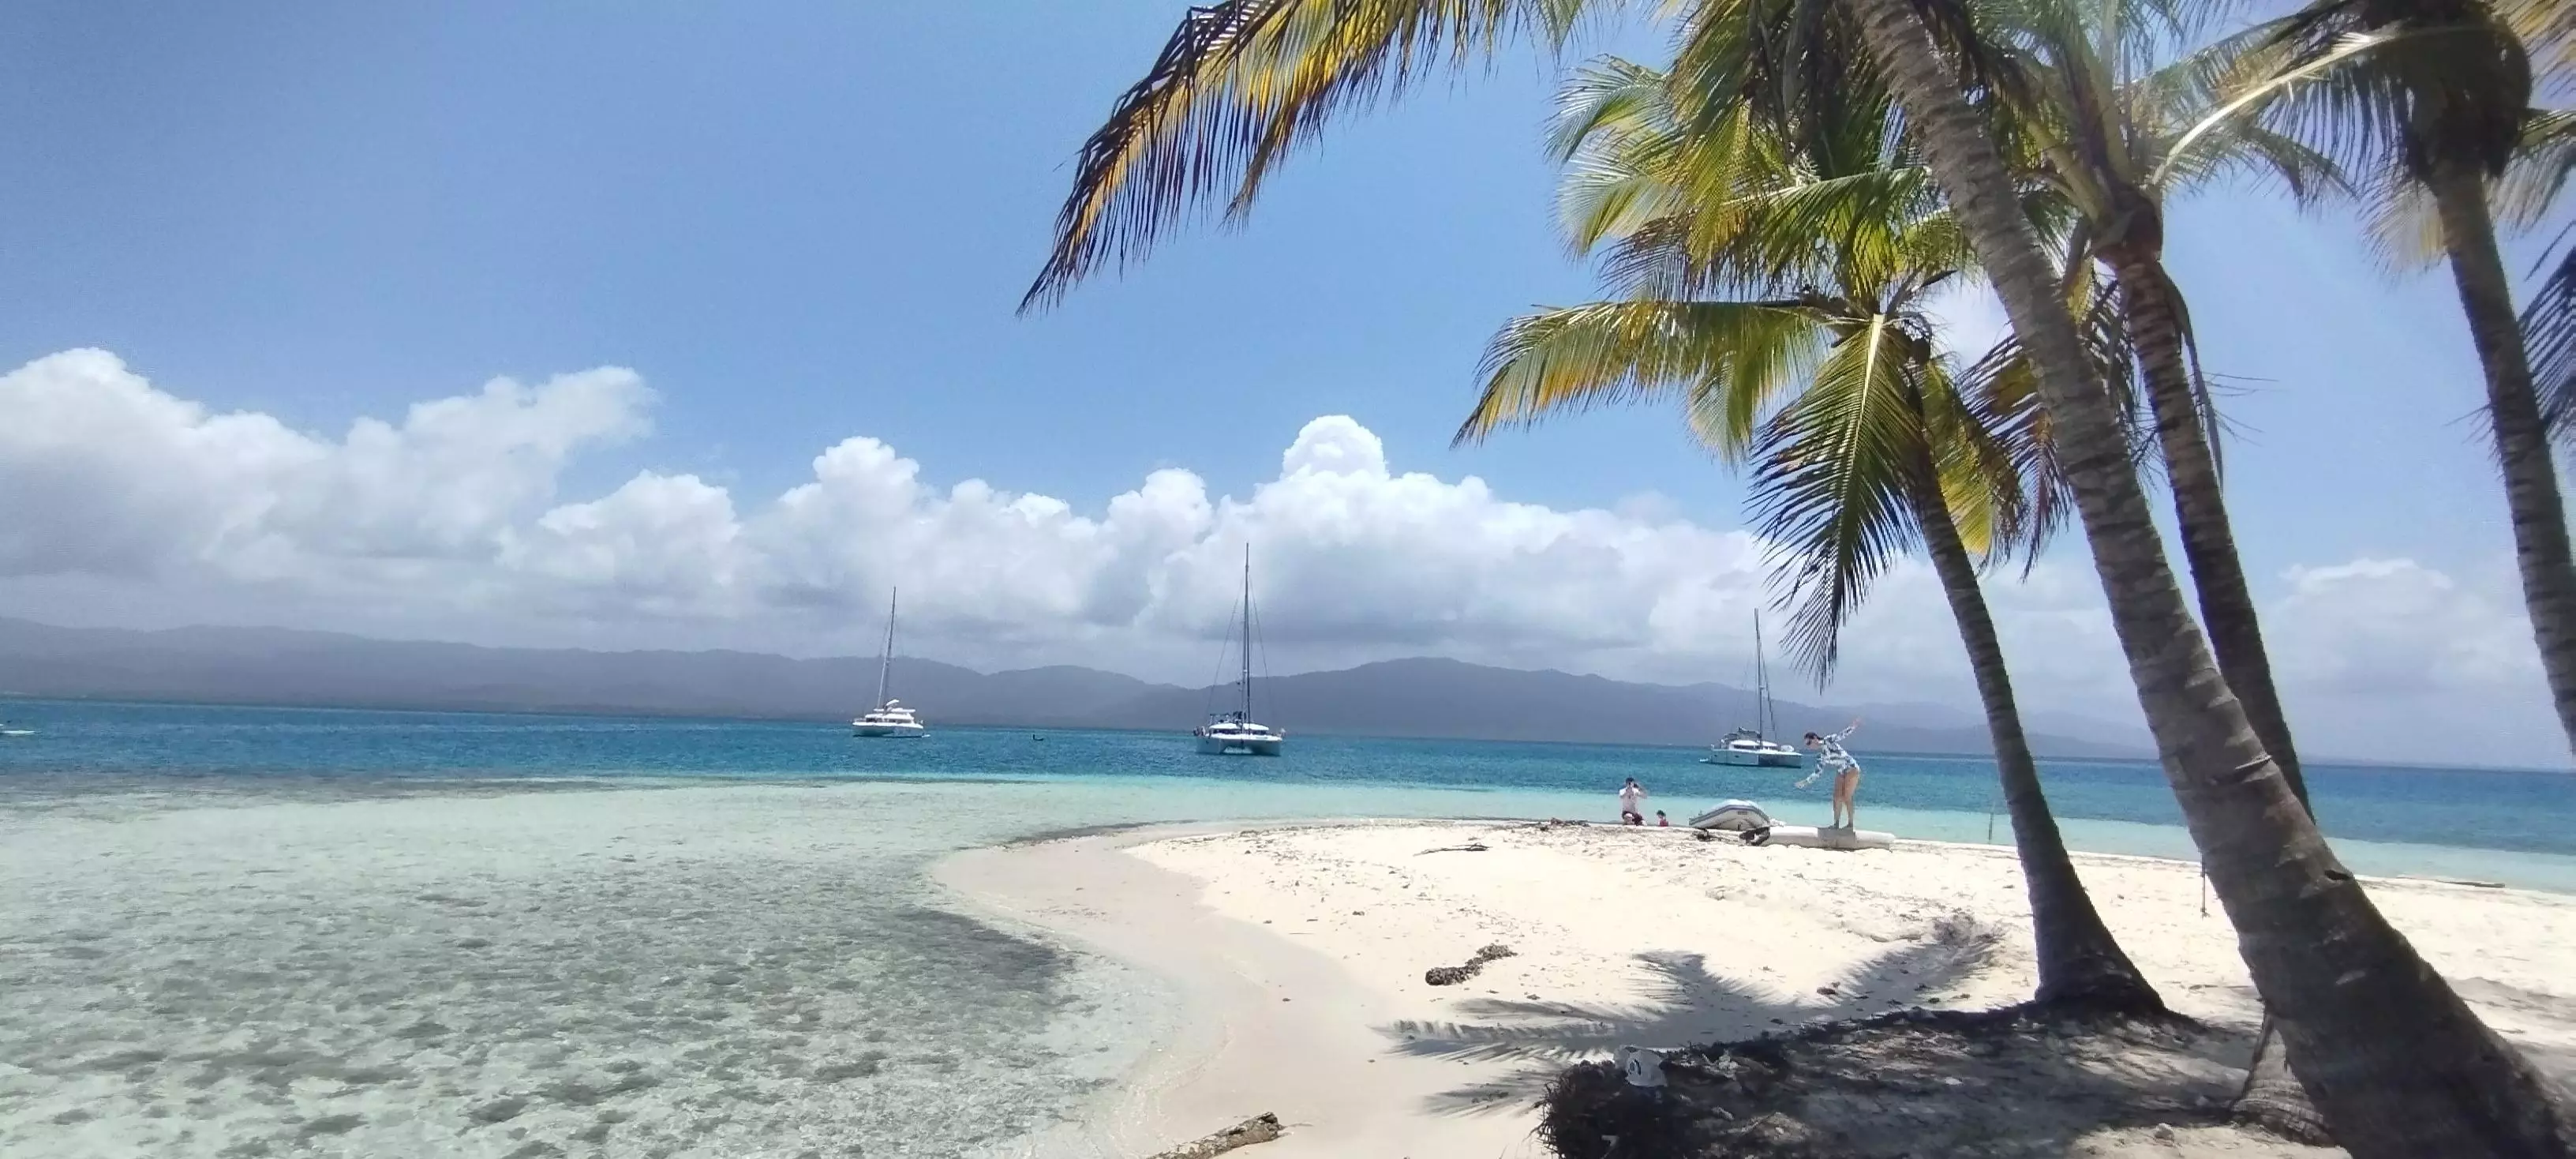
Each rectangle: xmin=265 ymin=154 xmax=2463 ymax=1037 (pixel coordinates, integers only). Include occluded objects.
xmin=6 ymin=697 xmax=2576 ymax=885
xmin=4 ymin=698 xmax=2573 ymax=1157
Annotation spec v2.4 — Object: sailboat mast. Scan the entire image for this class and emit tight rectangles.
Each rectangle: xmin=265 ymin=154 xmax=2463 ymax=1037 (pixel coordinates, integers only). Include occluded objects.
xmin=1239 ymin=546 xmax=1254 ymax=718
xmin=875 ymin=587 xmax=897 ymax=709
xmin=1754 ymin=611 xmax=1773 ymax=737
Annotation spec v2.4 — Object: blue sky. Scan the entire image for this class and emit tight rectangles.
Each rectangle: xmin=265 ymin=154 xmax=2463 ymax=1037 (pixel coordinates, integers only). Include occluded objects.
xmin=0 ymin=2 xmax=2560 ymax=763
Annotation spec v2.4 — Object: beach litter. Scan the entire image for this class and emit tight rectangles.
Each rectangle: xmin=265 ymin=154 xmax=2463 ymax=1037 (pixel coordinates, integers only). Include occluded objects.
xmin=1424 ymin=943 xmax=1517 ymax=986
xmin=1143 ymin=1112 xmax=1282 ymax=1158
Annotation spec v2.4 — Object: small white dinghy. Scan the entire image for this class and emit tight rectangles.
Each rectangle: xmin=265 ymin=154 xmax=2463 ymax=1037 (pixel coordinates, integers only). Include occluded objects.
xmin=1688 ymin=800 xmax=1775 ymax=831
xmin=1744 ymin=825 xmax=1895 ymax=850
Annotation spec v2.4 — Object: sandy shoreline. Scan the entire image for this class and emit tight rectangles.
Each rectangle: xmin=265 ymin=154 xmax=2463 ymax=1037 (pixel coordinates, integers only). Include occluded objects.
xmin=941 ymin=820 xmax=2576 ymax=1158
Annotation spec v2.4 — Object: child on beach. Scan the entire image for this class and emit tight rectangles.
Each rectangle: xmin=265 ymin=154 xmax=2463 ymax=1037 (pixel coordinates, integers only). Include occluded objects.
xmin=1618 ymin=778 xmax=1647 ymax=825
xmin=1654 ymin=810 xmax=1670 ymax=827
xmin=1799 ymin=720 xmax=1864 ymax=830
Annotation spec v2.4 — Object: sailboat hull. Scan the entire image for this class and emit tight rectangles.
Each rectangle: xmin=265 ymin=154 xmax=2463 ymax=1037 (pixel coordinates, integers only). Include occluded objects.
xmin=852 ymin=723 xmax=927 ymax=738
xmin=1196 ymin=734 xmax=1282 ymax=756
xmin=1702 ymin=748 xmax=1803 ymax=768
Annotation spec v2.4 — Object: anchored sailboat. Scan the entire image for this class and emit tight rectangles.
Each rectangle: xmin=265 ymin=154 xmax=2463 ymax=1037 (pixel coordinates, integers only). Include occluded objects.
xmin=1194 ymin=546 xmax=1283 ymax=756
xmin=851 ymin=588 xmax=927 ymax=737
xmin=1702 ymin=612 xmax=1801 ymax=767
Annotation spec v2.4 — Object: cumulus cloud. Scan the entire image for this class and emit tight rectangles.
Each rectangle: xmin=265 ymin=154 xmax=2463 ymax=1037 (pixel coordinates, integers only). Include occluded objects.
xmin=0 ymin=348 xmax=650 ymax=592
xmin=0 ymin=351 xmax=2560 ymax=765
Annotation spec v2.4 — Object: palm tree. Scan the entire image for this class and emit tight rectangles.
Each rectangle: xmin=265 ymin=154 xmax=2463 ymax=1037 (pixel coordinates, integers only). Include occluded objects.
xmin=1457 ymin=58 xmax=2161 ymax=1011
xmin=1975 ymin=0 xmax=2343 ymax=808
xmin=2190 ymin=0 xmax=2576 ymax=763
xmin=1837 ymin=0 xmax=2572 ymax=1150
xmin=1022 ymin=1 xmax=2574 ymax=1148
xmin=1963 ymin=4 xmax=2354 ymax=1135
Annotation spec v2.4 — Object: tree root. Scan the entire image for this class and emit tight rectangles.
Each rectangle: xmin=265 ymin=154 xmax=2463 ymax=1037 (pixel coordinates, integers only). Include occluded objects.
xmin=2231 ymin=1014 xmax=2332 ymax=1146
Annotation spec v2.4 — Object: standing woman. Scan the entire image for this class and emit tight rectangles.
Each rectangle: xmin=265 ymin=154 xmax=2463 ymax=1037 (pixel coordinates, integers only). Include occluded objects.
xmin=1802 ymin=720 xmax=1864 ymax=830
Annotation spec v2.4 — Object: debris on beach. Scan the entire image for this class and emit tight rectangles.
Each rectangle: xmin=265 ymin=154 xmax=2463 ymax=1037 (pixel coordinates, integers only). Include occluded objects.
xmin=1143 ymin=1112 xmax=1283 ymax=1158
xmin=1416 ymin=840 xmax=1490 ymax=855
xmin=1424 ymin=943 xmax=1517 ymax=986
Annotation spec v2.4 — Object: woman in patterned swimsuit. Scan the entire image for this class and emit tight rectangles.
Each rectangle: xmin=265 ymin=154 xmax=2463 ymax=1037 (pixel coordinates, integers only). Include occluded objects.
xmin=1802 ymin=720 xmax=1863 ymax=830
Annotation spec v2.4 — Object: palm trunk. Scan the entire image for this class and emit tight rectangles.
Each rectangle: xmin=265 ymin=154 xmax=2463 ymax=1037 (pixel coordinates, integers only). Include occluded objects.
xmin=1843 ymin=0 xmax=2575 ymax=1150
xmin=2110 ymin=249 xmax=2330 ymax=1142
xmin=2430 ymin=164 xmax=2576 ymax=763
xmin=1904 ymin=446 xmax=2162 ymax=1012
xmin=2106 ymin=250 xmax=2309 ymax=804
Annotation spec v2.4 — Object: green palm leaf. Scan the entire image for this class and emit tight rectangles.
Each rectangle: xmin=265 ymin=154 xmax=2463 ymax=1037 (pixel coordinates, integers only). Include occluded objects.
xmin=1457 ymin=299 xmax=1825 ymax=458
xmin=1745 ymin=314 xmax=1930 ymax=678
xmin=1020 ymin=0 xmax=1587 ymax=310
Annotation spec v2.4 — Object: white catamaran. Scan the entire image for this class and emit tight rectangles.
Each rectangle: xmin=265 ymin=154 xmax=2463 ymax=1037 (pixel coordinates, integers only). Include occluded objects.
xmin=1702 ymin=612 xmax=1802 ymax=767
xmin=852 ymin=588 xmax=927 ymax=738
xmin=1195 ymin=546 xmax=1283 ymax=756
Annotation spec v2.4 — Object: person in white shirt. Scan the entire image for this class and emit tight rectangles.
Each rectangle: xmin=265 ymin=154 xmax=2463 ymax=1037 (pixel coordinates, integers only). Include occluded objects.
xmin=1801 ymin=720 xmax=1864 ymax=829
xmin=1617 ymin=778 xmax=1648 ymax=826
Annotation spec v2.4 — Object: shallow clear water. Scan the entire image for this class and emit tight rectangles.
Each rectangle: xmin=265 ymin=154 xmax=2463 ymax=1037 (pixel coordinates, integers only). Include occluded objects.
xmin=3 ymin=699 xmax=2574 ymax=1157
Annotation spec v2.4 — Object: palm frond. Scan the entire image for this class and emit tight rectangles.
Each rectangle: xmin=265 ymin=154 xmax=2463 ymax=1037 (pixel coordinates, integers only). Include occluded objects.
xmin=2152 ymin=114 xmax=2353 ymax=204
xmin=1950 ymin=270 xmax=2159 ymax=571
xmin=2175 ymin=14 xmax=2529 ymax=187
xmin=2496 ymin=108 xmax=2576 ymax=231
xmin=1556 ymin=81 xmax=1949 ymax=298
xmin=1915 ymin=354 xmax=2023 ymax=561
xmin=1546 ymin=54 xmax=1672 ymax=162
xmin=1458 ymin=299 xmax=1825 ymax=459
xmin=2362 ymin=167 xmax=2446 ymax=271
xmin=2361 ymin=108 xmax=2574 ymax=273
xmin=2521 ymin=243 xmax=2576 ymax=452
xmin=1748 ymin=315 xmax=1927 ymax=679
xmin=1021 ymin=0 xmax=1582 ymax=311
xmin=2498 ymin=0 xmax=2576 ymax=91
xmin=1643 ymin=166 xmax=1953 ymax=298
xmin=1556 ymin=66 xmax=1743 ymax=255
xmin=1955 ymin=338 xmax=2073 ymax=567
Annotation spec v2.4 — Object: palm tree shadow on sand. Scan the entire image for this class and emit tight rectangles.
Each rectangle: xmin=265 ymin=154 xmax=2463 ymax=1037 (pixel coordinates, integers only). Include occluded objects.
xmin=1385 ymin=913 xmax=2007 ymax=1117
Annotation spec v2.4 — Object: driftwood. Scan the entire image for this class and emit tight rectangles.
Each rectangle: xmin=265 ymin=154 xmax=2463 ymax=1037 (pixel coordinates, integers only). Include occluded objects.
xmin=1425 ymin=943 xmax=1517 ymax=986
xmin=1143 ymin=1112 xmax=1283 ymax=1159
xmin=1415 ymin=841 xmax=1489 ymax=855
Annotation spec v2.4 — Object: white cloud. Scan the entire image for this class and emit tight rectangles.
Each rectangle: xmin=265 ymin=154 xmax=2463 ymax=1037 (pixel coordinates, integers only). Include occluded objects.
xmin=2269 ymin=558 xmax=2540 ymax=695
xmin=502 ymin=472 xmax=745 ymax=614
xmin=0 ymin=348 xmax=650 ymax=592
xmin=0 ymin=351 xmax=2562 ymax=766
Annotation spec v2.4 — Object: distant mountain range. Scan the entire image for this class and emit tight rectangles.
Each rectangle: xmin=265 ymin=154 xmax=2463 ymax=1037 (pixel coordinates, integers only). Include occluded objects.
xmin=0 ymin=617 xmax=2149 ymax=759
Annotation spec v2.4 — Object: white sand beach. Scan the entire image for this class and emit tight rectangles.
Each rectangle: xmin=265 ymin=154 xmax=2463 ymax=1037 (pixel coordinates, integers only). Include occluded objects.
xmin=942 ymin=820 xmax=2576 ymax=1158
